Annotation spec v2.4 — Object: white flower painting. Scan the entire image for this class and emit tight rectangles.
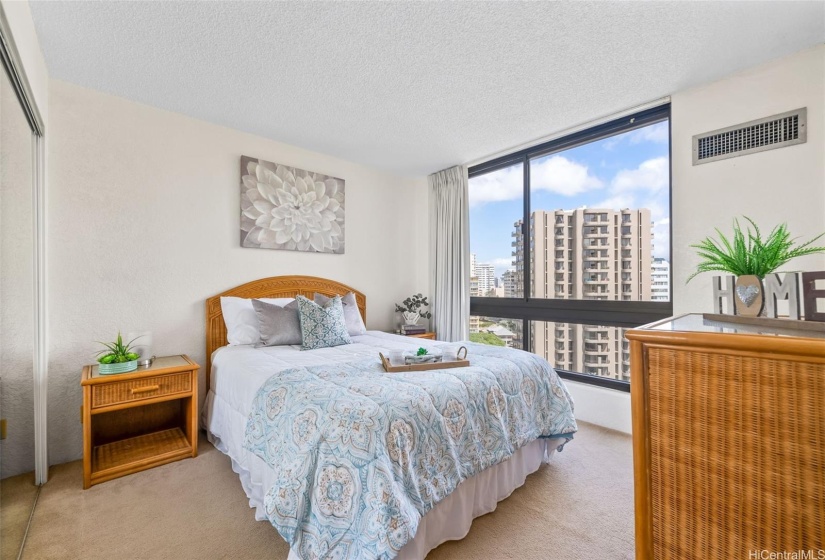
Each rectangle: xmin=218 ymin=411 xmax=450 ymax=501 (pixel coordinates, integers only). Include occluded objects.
xmin=240 ymin=156 xmax=345 ymax=253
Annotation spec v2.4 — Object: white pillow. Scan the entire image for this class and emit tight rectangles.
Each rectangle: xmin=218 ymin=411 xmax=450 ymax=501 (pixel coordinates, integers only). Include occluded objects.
xmin=220 ymin=296 xmax=295 ymax=345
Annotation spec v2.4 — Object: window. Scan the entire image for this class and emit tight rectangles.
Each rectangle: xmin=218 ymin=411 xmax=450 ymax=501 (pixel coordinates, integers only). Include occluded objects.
xmin=468 ymin=105 xmax=673 ymax=391
xmin=468 ymin=162 xmax=523 ymax=299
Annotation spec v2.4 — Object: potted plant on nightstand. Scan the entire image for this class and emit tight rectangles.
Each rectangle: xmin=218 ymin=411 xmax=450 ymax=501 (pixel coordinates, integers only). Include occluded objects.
xmin=395 ymin=293 xmax=432 ymax=326
xmin=96 ymin=332 xmax=141 ymax=374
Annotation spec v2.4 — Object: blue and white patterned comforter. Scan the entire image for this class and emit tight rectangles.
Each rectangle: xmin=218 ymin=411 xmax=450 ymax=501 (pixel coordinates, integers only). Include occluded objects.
xmin=244 ymin=342 xmax=577 ymax=560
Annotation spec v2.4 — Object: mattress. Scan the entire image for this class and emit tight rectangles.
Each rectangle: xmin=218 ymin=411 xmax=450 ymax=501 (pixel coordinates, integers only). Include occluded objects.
xmin=204 ymin=332 xmax=572 ymax=559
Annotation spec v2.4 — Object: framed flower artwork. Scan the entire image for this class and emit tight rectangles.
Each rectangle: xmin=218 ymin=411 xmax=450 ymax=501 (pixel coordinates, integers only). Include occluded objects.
xmin=240 ymin=155 xmax=345 ymax=254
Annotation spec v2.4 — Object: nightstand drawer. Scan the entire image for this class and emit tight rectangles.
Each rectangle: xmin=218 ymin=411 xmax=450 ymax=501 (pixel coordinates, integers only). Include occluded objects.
xmin=91 ymin=372 xmax=192 ymax=408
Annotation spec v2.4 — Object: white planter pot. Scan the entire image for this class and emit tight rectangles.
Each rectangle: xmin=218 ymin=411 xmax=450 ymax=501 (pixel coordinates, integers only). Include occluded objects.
xmin=402 ymin=311 xmax=420 ymax=326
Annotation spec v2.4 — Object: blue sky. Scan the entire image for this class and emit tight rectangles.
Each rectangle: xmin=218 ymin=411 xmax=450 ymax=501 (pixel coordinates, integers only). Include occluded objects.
xmin=470 ymin=121 xmax=670 ymax=277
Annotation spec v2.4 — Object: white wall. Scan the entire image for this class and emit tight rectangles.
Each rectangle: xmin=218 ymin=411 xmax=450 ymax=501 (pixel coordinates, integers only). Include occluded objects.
xmin=565 ymin=381 xmax=631 ymax=434
xmin=672 ymin=45 xmax=825 ymax=314
xmin=47 ymin=80 xmax=428 ymax=465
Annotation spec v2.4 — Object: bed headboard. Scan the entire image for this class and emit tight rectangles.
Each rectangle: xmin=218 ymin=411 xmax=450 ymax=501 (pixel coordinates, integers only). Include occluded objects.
xmin=204 ymin=275 xmax=367 ymax=393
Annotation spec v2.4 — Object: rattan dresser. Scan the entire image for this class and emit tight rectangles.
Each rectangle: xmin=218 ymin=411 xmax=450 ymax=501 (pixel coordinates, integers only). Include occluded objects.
xmin=81 ymin=355 xmax=199 ymax=488
xmin=626 ymin=314 xmax=825 ymax=560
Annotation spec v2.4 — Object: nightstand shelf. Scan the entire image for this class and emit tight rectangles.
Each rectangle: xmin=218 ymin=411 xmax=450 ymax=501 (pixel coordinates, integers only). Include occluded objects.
xmin=81 ymin=355 xmax=199 ymax=488
xmin=92 ymin=427 xmax=190 ymax=475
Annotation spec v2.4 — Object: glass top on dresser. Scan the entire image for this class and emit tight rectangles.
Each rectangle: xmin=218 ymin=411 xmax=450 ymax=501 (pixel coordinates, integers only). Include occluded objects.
xmin=643 ymin=313 xmax=825 ymax=339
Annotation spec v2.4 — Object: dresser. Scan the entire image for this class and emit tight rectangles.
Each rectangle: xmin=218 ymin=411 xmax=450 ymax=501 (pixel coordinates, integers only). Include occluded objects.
xmin=626 ymin=314 xmax=824 ymax=559
xmin=81 ymin=355 xmax=199 ymax=488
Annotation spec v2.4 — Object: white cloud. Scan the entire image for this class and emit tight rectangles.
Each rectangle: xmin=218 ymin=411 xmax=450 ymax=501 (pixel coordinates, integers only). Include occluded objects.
xmin=592 ymin=193 xmax=635 ymax=211
xmin=468 ymin=165 xmax=523 ymax=205
xmin=469 ymin=155 xmax=602 ymax=206
xmin=611 ymin=156 xmax=668 ymax=193
xmin=627 ymin=121 xmax=669 ymax=144
xmin=604 ymin=157 xmax=670 ymax=258
xmin=530 ymin=155 xmax=603 ymax=196
xmin=602 ymin=121 xmax=669 ymax=151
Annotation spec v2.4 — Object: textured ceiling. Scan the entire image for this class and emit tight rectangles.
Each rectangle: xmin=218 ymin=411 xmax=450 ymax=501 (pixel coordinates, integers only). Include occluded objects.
xmin=29 ymin=1 xmax=825 ymax=176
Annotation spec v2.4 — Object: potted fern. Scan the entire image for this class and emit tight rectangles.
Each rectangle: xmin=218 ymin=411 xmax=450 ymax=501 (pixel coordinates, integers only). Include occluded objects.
xmin=689 ymin=217 xmax=825 ymax=315
xmin=95 ymin=332 xmax=141 ymax=374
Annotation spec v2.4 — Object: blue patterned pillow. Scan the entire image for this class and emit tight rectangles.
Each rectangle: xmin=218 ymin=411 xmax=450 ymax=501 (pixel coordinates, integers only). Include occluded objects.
xmin=296 ymin=295 xmax=352 ymax=350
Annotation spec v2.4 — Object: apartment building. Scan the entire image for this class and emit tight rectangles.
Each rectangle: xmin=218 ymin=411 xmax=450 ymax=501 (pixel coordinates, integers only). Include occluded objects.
xmin=651 ymin=258 xmax=671 ymax=301
xmin=469 ymin=275 xmax=480 ymax=333
xmin=513 ymin=208 xmax=653 ymax=381
xmin=502 ymin=269 xmax=518 ymax=298
xmin=475 ymin=263 xmax=496 ymax=295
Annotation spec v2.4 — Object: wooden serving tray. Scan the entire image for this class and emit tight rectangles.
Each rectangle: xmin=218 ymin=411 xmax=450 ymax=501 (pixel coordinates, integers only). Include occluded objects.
xmin=379 ymin=353 xmax=470 ymax=373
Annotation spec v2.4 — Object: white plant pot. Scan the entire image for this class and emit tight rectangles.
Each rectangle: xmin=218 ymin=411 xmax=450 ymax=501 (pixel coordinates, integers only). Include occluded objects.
xmin=402 ymin=311 xmax=420 ymax=326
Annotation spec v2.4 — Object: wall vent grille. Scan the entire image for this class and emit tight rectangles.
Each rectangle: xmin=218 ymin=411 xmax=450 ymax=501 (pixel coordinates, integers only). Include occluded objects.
xmin=692 ymin=108 xmax=806 ymax=165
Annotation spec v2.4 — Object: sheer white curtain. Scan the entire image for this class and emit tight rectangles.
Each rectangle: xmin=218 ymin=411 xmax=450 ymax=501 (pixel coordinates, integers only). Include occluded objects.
xmin=429 ymin=165 xmax=470 ymax=342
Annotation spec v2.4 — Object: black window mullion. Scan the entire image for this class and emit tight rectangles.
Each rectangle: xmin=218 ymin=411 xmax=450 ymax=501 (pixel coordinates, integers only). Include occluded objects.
xmin=522 ymin=318 xmax=530 ymax=352
xmin=522 ymin=155 xmax=530 ymax=303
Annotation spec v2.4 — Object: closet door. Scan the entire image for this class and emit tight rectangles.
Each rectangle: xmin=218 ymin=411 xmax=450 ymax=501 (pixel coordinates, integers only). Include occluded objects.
xmin=0 ymin=55 xmax=37 ymax=557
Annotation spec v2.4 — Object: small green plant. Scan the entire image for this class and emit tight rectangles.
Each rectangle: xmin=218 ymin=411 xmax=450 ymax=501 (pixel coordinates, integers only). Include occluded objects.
xmin=416 ymin=347 xmax=428 ymax=356
xmin=96 ymin=332 xmax=141 ymax=364
xmin=395 ymin=294 xmax=432 ymax=319
xmin=688 ymin=217 xmax=825 ymax=282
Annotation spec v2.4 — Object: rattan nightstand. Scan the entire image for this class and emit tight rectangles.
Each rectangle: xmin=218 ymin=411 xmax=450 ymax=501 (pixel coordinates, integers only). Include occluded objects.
xmin=405 ymin=332 xmax=436 ymax=340
xmin=80 ymin=355 xmax=199 ymax=489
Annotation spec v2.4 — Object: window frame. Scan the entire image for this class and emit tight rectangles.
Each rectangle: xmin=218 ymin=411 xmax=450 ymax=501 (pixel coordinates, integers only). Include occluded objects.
xmin=468 ymin=104 xmax=673 ymax=392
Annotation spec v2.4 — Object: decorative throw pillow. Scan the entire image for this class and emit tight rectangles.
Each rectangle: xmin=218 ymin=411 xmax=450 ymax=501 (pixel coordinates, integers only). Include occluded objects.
xmin=313 ymin=292 xmax=367 ymax=336
xmin=296 ymin=295 xmax=352 ymax=350
xmin=252 ymin=299 xmax=302 ymax=346
xmin=220 ymin=296 xmax=295 ymax=345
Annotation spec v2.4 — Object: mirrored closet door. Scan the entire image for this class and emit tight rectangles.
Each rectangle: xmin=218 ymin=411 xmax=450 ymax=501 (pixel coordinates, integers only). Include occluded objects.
xmin=0 ymin=7 xmax=46 ymax=558
xmin=0 ymin=60 xmax=36 ymax=559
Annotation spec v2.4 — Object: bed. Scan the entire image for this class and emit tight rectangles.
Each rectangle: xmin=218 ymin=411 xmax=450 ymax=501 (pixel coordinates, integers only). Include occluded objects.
xmin=203 ymin=275 xmax=577 ymax=560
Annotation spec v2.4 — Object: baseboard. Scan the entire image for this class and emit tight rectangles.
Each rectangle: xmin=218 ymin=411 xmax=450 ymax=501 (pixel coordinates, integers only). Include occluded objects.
xmin=563 ymin=380 xmax=631 ymax=434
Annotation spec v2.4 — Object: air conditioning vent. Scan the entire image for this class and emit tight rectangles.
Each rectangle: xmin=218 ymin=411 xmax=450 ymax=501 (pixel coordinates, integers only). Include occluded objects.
xmin=692 ymin=108 xmax=806 ymax=165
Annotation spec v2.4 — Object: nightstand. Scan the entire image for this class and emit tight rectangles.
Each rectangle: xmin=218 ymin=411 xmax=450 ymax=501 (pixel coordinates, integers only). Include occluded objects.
xmin=80 ymin=355 xmax=199 ymax=489
xmin=404 ymin=332 xmax=436 ymax=340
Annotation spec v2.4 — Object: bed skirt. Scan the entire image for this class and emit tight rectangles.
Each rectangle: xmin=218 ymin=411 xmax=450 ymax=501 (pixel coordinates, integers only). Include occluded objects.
xmin=206 ymin=389 xmax=562 ymax=560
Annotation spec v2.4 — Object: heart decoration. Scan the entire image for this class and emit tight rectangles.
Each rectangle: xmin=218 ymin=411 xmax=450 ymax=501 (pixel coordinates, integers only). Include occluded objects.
xmin=736 ymin=285 xmax=760 ymax=307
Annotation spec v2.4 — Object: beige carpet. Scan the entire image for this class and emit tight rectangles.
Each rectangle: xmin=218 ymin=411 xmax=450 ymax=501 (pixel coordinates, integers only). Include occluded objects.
xmin=1 ymin=471 xmax=38 ymax=560
xmin=22 ymin=422 xmax=633 ymax=559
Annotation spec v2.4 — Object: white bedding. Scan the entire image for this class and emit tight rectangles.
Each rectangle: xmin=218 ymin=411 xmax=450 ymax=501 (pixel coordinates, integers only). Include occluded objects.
xmin=210 ymin=332 xmax=443 ymax=422
xmin=204 ymin=332 xmax=564 ymax=559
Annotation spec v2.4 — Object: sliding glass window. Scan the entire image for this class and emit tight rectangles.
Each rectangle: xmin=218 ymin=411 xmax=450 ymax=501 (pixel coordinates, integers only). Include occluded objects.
xmin=468 ymin=105 xmax=673 ymax=390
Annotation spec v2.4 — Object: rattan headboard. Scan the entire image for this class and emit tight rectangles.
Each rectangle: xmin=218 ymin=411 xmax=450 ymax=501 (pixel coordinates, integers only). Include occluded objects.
xmin=204 ymin=275 xmax=366 ymax=393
